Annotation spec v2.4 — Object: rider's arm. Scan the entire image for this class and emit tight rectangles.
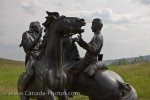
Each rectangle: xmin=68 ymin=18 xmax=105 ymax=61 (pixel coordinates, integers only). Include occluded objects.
xmin=22 ymin=32 xmax=42 ymax=51
xmin=77 ymin=36 xmax=103 ymax=54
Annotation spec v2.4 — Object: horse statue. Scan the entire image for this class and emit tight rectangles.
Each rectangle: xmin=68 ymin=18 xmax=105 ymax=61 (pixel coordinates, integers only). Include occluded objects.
xmin=18 ymin=11 xmax=85 ymax=100
xmin=63 ymin=36 xmax=137 ymax=100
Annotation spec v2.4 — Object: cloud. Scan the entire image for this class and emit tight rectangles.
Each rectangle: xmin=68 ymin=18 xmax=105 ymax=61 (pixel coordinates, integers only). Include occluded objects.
xmin=65 ymin=9 xmax=130 ymax=25
xmin=1 ymin=0 xmax=150 ymax=60
xmin=132 ymin=0 xmax=150 ymax=5
xmin=21 ymin=0 xmax=41 ymax=14
xmin=90 ymin=9 xmax=130 ymax=24
xmin=114 ymin=37 xmax=149 ymax=44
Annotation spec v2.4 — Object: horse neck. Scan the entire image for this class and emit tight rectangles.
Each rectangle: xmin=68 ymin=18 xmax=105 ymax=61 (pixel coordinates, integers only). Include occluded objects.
xmin=63 ymin=41 xmax=79 ymax=62
xmin=43 ymin=27 xmax=63 ymax=72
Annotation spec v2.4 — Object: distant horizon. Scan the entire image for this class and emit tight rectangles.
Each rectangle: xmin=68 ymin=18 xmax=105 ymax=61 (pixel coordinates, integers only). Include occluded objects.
xmin=1 ymin=54 xmax=150 ymax=62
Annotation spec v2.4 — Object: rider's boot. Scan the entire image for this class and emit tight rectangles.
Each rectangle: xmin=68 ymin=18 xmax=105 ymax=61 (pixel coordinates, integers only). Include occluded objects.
xmin=19 ymin=73 xmax=32 ymax=100
xmin=20 ymin=73 xmax=32 ymax=92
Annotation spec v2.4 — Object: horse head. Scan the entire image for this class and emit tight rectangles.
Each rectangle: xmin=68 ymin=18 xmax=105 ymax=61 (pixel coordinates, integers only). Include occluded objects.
xmin=43 ymin=11 xmax=86 ymax=37
xmin=55 ymin=16 xmax=86 ymax=35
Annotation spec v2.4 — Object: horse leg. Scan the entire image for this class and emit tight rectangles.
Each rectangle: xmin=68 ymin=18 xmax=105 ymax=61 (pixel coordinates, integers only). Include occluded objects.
xmin=37 ymin=98 xmax=42 ymax=100
xmin=42 ymin=87 xmax=56 ymax=100
xmin=58 ymin=89 xmax=68 ymax=100
xmin=37 ymin=97 xmax=45 ymax=100
xmin=18 ymin=72 xmax=30 ymax=100
xmin=89 ymin=96 xmax=116 ymax=100
xmin=89 ymin=96 xmax=97 ymax=100
xmin=58 ymin=95 xmax=68 ymax=100
xmin=37 ymin=97 xmax=54 ymax=100
xmin=18 ymin=96 xmax=29 ymax=100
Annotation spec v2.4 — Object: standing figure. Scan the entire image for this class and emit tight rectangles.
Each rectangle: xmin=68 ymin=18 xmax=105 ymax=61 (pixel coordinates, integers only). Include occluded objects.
xmin=19 ymin=21 xmax=43 ymax=93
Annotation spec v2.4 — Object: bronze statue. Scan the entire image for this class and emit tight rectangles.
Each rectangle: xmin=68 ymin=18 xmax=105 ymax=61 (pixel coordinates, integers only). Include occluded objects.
xmin=63 ymin=19 xmax=137 ymax=100
xmin=18 ymin=11 xmax=137 ymax=100
xmin=18 ymin=11 xmax=85 ymax=100
xmin=66 ymin=18 xmax=106 ymax=76
xmin=19 ymin=21 xmax=43 ymax=95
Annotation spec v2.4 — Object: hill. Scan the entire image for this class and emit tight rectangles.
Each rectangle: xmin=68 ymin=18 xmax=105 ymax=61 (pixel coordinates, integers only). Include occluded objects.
xmin=0 ymin=58 xmax=150 ymax=100
xmin=104 ymin=55 xmax=150 ymax=65
xmin=0 ymin=58 xmax=23 ymax=65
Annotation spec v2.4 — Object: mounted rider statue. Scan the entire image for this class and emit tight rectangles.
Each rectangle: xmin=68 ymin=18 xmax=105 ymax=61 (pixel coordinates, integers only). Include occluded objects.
xmin=67 ymin=18 xmax=107 ymax=76
xmin=19 ymin=21 xmax=43 ymax=93
xmin=18 ymin=13 xmax=137 ymax=100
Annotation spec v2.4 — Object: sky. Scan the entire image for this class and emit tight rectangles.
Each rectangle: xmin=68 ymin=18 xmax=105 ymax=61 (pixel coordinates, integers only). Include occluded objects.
xmin=0 ymin=0 xmax=150 ymax=61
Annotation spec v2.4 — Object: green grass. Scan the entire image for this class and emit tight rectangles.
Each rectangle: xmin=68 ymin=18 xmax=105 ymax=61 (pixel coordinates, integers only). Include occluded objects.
xmin=0 ymin=58 xmax=24 ymax=100
xmin=0 ymin=58 xmax=150 ymax=100
xmin=109 ymin=61 xmax=150 ymax=100
xmin=0 ymin=59 xmax=24 ymax=92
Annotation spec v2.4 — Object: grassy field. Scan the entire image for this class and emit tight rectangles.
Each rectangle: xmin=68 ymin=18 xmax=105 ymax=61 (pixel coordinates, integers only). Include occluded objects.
xmin=109 ymin=62 xmax=150 ymax=100
xmin=0 ymin=58 xmax=150 ymax=100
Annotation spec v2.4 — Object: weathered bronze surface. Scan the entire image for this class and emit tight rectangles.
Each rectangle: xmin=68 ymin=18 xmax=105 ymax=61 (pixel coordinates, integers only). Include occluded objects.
xmin=18 ymin=11 xmax=85 ymax=100
xmin=63 ymin=19 xmax=137 ymax=100
xmin=18 ymin=11 xmax=137 ymax=100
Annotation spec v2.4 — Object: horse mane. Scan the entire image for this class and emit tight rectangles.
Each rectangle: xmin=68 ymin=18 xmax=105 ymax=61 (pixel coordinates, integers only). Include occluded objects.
xmin=38 ymin=12 xmax=60 ymax=60
xmin=42 ymin=11 xmax=60 ymax=28
xmin=41 ymin=11 xmax=60 ymax=48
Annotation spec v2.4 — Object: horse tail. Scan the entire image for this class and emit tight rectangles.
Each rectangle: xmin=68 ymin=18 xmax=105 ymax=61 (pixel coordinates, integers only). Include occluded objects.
xmin=119 ymin=83 xmax=137 ymax=100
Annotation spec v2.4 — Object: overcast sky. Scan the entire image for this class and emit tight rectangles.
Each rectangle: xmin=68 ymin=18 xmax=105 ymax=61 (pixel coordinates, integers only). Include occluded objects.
xmin=0 ymin=0 xmax=150 ymax=61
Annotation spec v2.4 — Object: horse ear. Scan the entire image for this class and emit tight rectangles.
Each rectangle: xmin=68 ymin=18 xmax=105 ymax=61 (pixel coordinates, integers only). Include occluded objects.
xmin=49 ymin=15 xmax=56 ymax=21
xmin=46 ymin=11 xmax=60 ymax=18
xmin=46 ymin=11 xmax=50 ymax=15
xmin=45 ymin=16 xmax=56 ymax=21
xmin=42 ymin=16 xmax=56 ymax=27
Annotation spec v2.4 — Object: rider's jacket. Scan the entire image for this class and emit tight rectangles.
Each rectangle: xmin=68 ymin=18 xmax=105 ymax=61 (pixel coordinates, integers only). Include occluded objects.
xmin=78 ymin=34 xmax=103 ymax=63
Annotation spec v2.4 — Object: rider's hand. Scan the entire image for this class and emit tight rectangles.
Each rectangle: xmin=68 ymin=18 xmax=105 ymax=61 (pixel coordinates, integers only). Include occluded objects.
xmin=72 ymin=37 xmax=78 ymax=43
xmin=76 ymin=34 xmax=83 ymax=42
